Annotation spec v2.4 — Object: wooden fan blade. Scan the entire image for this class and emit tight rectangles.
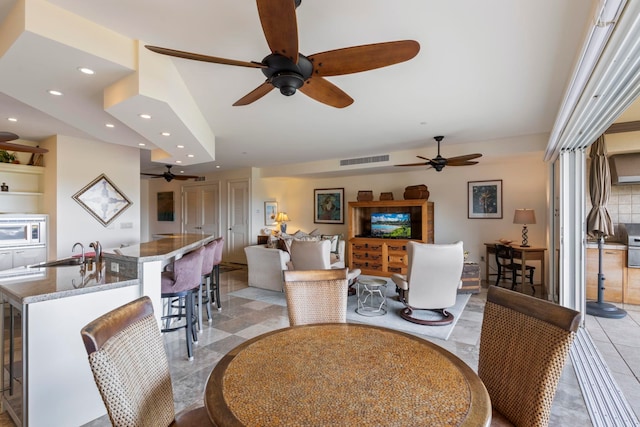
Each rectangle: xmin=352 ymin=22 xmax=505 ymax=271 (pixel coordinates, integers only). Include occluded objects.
xmin=298 ymin=76 xmax=353 ymax=108
xmin=233 ymin=82 xmax=275 ymax=106
xmin=257 ymin=0 xmax=298 ymax=63
xmin=140 ymin=173 xmax=163 ymax=177
xmin=0 ymin=131 xmax=19 ymax=142
xmin=308 ymin=40 xmax=420 ymax=76
xmin=145 ymin=45 xmax=265 ymax=69
xmin=416 ymin=155 xmax=431 ymax=161
xmin=0 ymin=142 xmax=48 ymax=153
xmin=395 ymin=162 xmax=430 ymax=167
xmin=172 ymin=175 xmax=200 ymax=180
xmin=446 ymin=153 xmax=483 ymax=163
xmin=447 ymin=160 xmax=479 ymax=166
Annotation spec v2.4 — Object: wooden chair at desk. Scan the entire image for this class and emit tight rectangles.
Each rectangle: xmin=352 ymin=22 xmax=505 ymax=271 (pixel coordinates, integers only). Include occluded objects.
xmin=494 ymin=243 xmax=536 ymax=295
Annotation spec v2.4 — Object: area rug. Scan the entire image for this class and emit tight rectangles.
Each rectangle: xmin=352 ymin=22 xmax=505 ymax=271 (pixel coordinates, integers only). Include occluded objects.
xmin=228 ymin=276 xmax=470 ymax=341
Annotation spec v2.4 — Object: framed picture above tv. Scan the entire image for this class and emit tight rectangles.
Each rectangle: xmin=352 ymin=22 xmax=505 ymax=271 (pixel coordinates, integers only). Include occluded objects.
xmin=468 ymin=179 xmax=502 ymax=219
xmin=314 ymin=188 xmax=344 ymax=224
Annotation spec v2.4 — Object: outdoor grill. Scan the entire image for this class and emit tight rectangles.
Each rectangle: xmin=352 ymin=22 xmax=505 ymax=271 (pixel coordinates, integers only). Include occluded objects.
xmin=619 ymin=223 xmax=640 ymax=268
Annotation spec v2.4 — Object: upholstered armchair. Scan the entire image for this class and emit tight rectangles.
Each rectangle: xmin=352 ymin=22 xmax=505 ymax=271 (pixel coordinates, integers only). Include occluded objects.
xmin=391 ymin=241 xmax=464 ymax=325
xmin=287 ymin=240 xmax=361 ymax=286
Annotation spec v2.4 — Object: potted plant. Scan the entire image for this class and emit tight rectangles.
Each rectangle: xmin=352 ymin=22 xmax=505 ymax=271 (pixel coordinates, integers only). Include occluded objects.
xmin=0 ymin=150 xmax=16 ymax=163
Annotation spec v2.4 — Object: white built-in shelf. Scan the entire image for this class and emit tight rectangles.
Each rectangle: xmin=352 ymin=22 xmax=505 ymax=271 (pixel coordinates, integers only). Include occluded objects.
xmin=0 ymin=163 xmax=44 ymax=174
xmin=0 ymin=191 xmax=44 ymax=196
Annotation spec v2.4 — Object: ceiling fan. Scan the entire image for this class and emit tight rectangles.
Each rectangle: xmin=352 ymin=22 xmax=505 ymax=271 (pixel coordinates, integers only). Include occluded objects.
xmin=141 ymin=165 xmax=201 ymax=182
xmin=396 ymin=136 xmax=482 ymax=172
xmin=0 ymin=132 xmax=48 ymax=153
xmin=145 ymin=0 xmax=419 ymax=108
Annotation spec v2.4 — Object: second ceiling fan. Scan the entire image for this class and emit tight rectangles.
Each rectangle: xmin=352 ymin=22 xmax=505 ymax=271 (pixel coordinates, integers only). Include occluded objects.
xmin=141 ymin=165 xmax=201 ymax=182
xmin=145 ymin=0 xmax=420 ymax=108
xmin=396 ymin=136 xmax=482 ymax=172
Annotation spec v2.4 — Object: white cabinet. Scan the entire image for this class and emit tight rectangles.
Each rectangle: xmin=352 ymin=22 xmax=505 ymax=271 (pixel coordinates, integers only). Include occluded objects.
xmin=0 ymin=247 xmax=46 ymax=271
xmin=0 ymin=250 xmax=11 ymax=270
xmin=12 ymin=247 xmax=46 ymax=267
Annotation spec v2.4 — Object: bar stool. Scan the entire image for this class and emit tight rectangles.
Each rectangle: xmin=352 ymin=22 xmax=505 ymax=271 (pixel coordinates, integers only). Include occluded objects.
xmin=209 ymin=237 xmax=224 ymax=311
xmin=161 ymin=246 xmax=204 ymax=361
xmin=196 ymin=239 xmax=218 ymax=329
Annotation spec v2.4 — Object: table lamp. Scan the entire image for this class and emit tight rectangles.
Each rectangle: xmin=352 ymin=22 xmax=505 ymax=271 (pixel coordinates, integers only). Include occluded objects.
xmin=513 ymin=209 xmax=536 ymax=247
xmin=275 ymin=212 xmax=290 ymax=233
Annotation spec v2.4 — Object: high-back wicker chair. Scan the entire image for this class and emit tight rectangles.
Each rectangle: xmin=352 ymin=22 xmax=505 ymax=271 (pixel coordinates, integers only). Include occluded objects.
xmin=479 ymin=286 xmax=581 ymax=427
xmin=80 ymin=296 xmax=213 ymax=427
xmin=283 ymin=268 xmax=349 ymax=326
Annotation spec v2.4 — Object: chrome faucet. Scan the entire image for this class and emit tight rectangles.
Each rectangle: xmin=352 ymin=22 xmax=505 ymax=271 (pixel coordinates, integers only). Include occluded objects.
xmin=89 ymin=241 xmax=102 ymax=263
xmin=72 ymin=242 xmax=85 ymax=264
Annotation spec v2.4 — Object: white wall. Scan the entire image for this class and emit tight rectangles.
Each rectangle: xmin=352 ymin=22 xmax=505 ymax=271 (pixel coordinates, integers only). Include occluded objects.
xmin=42 ymin=135 xmax=140 ymax=258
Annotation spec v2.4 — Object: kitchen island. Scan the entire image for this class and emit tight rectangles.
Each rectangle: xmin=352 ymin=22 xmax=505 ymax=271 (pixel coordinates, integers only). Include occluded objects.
xmin=0 ymin=233 xmax=214 ymax=427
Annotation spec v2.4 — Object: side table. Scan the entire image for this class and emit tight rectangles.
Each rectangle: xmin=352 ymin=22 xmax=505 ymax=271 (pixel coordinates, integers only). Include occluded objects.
xmin=356 ymin=278 xmax=388 ymax=316
xmin=459 ymin=263 xmax=481 ymax=294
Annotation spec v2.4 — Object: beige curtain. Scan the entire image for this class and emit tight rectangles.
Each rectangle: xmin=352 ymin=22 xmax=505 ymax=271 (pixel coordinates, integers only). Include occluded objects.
xmin=586 ymin=135 xmax=614 ymax=238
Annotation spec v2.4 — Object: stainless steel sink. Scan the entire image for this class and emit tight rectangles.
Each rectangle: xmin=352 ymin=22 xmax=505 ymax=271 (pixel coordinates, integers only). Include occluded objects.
xmin=29 ymin=257 xmax=90 ymax=268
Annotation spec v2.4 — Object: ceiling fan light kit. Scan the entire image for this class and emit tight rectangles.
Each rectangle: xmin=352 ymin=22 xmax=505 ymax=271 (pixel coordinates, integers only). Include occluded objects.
xmin=145 ymin=0 xmax=419 ymax=108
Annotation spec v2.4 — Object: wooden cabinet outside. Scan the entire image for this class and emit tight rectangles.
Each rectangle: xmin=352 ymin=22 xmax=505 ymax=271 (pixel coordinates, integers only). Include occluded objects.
xmin=586 ymin=248 xmax=625 ymax=303
xmin=626 ymin=268 xmax=640 ymax=305
xmin=347 ymin=200 xmax=434 ymax=278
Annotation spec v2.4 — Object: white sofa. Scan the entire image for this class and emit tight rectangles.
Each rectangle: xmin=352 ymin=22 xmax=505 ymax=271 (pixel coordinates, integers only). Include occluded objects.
xmin=244 ymin=241 xmax=345 ymax=292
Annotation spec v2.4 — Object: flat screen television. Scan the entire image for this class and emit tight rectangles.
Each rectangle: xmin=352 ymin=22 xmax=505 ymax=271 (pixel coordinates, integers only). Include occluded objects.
xmin=370 ymin=212 xmax=411 ymax=238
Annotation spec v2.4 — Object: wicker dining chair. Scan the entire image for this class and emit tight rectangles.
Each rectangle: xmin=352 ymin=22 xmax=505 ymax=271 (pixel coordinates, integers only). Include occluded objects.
xmin=283 ymin=268 xmax=349 ymax=326
xmin=80 ymin=296 xmax=213 ymax=427
xmin=478 ymin=286 xmax=581 ymax=427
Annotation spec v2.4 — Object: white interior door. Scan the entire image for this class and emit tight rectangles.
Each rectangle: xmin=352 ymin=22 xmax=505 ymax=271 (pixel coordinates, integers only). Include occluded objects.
xmin=227 ymin=179 xmax=249 ymax=263
xmin=182 ymin=183 xmax=220 ymax=236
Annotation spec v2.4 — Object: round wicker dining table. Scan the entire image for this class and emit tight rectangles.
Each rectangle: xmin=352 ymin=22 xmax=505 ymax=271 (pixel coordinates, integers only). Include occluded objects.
xmin=204 ymin=323 xmax=491 ymax=427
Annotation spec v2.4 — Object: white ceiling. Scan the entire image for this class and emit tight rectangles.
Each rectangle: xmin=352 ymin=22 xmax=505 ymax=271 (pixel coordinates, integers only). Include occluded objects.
xmin=0 ymin=0 xmax=599 ymax=175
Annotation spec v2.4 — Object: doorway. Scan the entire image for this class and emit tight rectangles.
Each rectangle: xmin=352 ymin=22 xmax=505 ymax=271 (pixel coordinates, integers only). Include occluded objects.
xmin=182 ymin=183 xmax=220 ymax=237
xmin=226 ymin=179 xmax=249 ymax=263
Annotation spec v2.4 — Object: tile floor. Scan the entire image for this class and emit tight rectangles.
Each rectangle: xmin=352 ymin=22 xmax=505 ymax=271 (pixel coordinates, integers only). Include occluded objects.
xmin=1 ymin=268 xmax=638 ymax=426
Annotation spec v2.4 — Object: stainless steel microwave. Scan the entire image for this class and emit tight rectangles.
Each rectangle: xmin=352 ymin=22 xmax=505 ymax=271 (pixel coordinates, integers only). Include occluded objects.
xmin=0 ymin=216 xmax=47 ymax=247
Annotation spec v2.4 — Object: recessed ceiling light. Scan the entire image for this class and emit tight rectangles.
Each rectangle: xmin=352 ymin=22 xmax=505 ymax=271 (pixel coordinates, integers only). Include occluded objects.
xmin=105 ymin=123 xmax=115 ymax=128
xmin=180 ymin=170 xmax=185 ymax=174
xmin=216 ymin=165 xmax=220 ymax=169
xmin=48 ymin=90 xmax=63 ymax=96
xmin=161 ymin=132 xmax=171 ymax=136
xmin=139 ymin=113 xmax=151 ymax=119
xmin=7 ymin=117 xmax=17 ymax=122
xmin=187 ymin=154 xmax=194 ymax=158
xmin=138 ymin=143 xmax=146 ymax=147
xmin=78 ymin=67 xmax=95 ymax=75
xmin=176 ymin=160 xmax=182 ymax=164
xmin=177 ymin=145 xmax=184 ymax=149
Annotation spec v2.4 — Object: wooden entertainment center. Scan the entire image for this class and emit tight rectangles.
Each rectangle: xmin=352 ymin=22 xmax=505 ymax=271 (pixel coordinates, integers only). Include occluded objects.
xmin=347 ymin=200 xmax=434 ymax=277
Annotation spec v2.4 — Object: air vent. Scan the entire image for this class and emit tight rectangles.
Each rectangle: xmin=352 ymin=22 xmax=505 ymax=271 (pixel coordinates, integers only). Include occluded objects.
xmin=340 ymin=155 xmax=390 ymax=166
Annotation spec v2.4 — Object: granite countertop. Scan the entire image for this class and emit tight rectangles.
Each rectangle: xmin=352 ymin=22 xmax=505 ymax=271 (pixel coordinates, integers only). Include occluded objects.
xmin=0 ymin=261 xmax=138 ymax=305
xmin=104 ymin=233 xmax=216 ymax=263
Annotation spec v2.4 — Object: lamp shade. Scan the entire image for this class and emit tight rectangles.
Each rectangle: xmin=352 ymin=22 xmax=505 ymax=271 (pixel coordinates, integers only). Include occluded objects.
xmin=275 ymin=212 xmax=290 ymax=222
xmin=513 ymin=209 xmax=536 ymax=225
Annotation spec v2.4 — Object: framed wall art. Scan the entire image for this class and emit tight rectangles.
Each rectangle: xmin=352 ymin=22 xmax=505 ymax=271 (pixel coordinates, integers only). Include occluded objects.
xmin=72 ymin=174 xmax=132 ymax=227
xmin=157 ymin=191 xmax=174 ymax=221
xmin=265 ymin=201 xmax=278 ymax=226
xmin=314 ymin=188 xmax=344 ymax=224
xmin=468 ymin=180 xmax=502 ymax=219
